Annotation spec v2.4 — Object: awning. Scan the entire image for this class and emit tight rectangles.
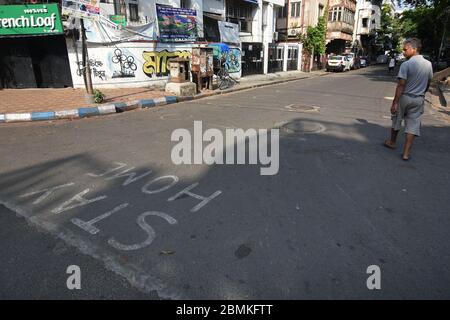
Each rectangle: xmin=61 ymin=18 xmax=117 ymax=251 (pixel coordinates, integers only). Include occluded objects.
xmin=243 ymin=0 xmax=259 ymax=4
xmin=203 ymin=12 xmax=224 ymax=21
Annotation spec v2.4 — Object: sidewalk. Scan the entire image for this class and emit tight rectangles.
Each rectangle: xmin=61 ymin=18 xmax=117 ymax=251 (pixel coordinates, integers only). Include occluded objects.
xmin=0 ymin=87 xmax=170 ymax=114
xmin=0 ymin=70 xmax=323 ymax=123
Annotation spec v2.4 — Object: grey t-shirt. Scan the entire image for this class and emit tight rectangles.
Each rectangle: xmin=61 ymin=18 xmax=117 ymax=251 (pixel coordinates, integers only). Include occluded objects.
xmin=397 ymin=55 xmax=433 ymax=97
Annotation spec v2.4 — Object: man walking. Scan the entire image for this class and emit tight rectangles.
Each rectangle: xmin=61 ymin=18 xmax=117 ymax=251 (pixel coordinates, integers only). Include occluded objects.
xmin=384 ymin=38 xmax=433 ymax=161
xmin=388 ymin=55 xmax=396 ymax=74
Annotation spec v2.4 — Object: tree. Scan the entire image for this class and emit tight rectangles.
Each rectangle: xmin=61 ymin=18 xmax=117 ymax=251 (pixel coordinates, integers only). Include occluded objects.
xmin=377 ymin=4 xmax=402 ymax=52
xmin=299 ymin=13 xmax=328 ymax=70
xmin=300 ymin=15 xmax=327 ymax=56
xmin=396 ymin=0 xmax=450 ymax=58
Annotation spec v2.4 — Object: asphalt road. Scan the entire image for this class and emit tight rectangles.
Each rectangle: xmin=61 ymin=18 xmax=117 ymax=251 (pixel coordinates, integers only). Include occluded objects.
xmin=1 ymin=66 xmax=450 ymax=299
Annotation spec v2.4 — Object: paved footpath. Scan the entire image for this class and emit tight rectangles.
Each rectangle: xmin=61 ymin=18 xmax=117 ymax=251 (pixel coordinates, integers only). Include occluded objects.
xmin=1 ymin=66 xmax=449 ymax=299
xmin=0 ymin=71 xmax=320 ymax=122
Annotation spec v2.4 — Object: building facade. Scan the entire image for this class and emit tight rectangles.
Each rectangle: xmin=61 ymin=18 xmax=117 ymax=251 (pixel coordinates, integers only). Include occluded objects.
xmin=352 ymin=0 xmax=382 ymax=58
xmin=326 ymin=0 xmax=356 ymax=55
xmin=67 ymin=0 xmax=297 ymax=88
xmin=1 ymin=0 xmax=308 ymax=89
xmin=275 ymin=0 xmax=327 ymax=72
xmin=0 ymin=0 xmax=73 ymax=88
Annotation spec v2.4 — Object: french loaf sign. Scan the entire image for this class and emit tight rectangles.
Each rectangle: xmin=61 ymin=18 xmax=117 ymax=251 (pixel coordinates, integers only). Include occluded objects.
xmin=0 ymin=4 xmax=63 ymax=36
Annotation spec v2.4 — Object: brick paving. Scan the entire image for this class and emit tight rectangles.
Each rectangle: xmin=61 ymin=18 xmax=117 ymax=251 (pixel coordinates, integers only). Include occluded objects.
xmin=0 ymin=87 xmax=169 ymax=114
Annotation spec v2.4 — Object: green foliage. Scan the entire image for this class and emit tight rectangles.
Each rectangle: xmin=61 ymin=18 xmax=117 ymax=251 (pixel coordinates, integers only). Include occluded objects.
xmin=93 ymin=89 xmax=105 ymax=104
xmin=398 ymin=1 xmax=449 ymax=57
xmin=378 ymin=4 xmax=402 ymax=52
xmin=396 ymin=0 xmax=440 ymax=7
xmin=300 ymin=15 xmax=327 ymax=55
xmin=381 ymin=1 xmax=449 ymax=58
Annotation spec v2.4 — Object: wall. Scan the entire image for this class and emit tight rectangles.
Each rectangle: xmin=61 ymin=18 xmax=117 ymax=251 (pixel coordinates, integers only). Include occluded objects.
xmin=67 ymin=40 xmax=242 ymax=88
xmin=352 ymin=0 xmax=381 ymax=46
xmin=139 ymin=0 xmax=181 ymax=23
xmin=67 ymin=41 xmax=195 ymax=89
xmin=303 ymin=0 xmax=327 ymax=28
xmin=203 ymin=0 xmax=225 ymax=15
xmin=239 ymin=1 xmax=263 ymax=44
xmin=99 ymin=1 xmax=204 ymax=38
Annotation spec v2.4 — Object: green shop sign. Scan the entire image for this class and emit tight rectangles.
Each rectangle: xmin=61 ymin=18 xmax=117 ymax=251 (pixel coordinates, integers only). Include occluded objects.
xmin=109 ymin=15 xmax=127 ymax=27
xmin=0 ymin=4 xmax=63 ymax=36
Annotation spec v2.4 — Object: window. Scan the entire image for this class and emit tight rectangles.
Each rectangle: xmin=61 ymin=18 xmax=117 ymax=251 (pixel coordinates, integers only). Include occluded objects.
xmin=240 ymin=20 xmax=252 ymax=33
xmin=290 ymin=2 xmax=301 ymax=18
xmin=329 ymin=7 xmax=343 ymax=22
xmin=226 ymin=0 xmax=254 ymax=33
xmin=180 ymin=0 xmax=191 ymax=9
xmin=278 ymin=6 xmax=287 ymax=18
xmin=129 ymin=3 xmax=139 ymax=22
xmin=277 ymin=47 xmax=283 ymax=60
xmin=362 ymin=18 xmax=368 ymax=28
xmin=318 ymin=5 xmax=324 ymax=17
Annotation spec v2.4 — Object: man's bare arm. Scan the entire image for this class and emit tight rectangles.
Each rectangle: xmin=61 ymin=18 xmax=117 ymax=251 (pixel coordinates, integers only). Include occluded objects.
xmin=391 ymin=79 xmax=406 ymax=114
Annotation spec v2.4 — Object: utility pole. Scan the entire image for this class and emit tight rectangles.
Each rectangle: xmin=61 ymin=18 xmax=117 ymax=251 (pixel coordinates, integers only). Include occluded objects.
xmin=80 ymin=18 xmax=93 ymax=95
xmin=438 ymin=7 xmax=449 ymax=64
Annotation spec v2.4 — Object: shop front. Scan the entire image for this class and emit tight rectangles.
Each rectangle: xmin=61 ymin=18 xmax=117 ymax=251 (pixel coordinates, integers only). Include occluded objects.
xmin=0 ymin=3 xmax=73 ymax=89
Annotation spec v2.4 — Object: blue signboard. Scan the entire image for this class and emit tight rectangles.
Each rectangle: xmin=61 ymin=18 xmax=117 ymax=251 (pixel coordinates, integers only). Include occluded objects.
xmin=156 ymin=4 xmax=197 ymax=42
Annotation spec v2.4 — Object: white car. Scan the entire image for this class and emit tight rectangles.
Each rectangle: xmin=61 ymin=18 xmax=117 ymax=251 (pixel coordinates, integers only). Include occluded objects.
xmin=326 ymin=55 xmax=351 ymax=72
xmin=345 ymin=53 xmax=361 ymax=69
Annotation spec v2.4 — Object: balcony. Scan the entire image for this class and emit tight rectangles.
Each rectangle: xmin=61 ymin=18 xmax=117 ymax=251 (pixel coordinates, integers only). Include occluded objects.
xmin=327 ymin=21 xmax=353 ymax=35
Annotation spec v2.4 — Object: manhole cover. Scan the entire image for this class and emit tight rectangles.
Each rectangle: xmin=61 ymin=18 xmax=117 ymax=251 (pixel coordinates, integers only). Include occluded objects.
xmin=277 ymin=121 xmax=326 ymax=134
xmin=284 ymin=104 xmax=319 ymax=112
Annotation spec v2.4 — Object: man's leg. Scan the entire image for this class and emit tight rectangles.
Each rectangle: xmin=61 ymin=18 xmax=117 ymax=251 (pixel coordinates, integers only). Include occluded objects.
xmin=402 ymin=133 xmax=415 ymax=159
xmin=402 ymin=97 xmax=424 ymax=160
xmin=385 ymin=128 xmax=399 ymax=148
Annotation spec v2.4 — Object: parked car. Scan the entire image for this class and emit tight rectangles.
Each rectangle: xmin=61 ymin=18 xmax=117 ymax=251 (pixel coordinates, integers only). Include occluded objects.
xmin=345 ymin=53 xmax=360 ymax=70
xmin=326 ymin=55 xmax=351 ymax=72
xmin=359 ymin=56 xmax=369 ymax=67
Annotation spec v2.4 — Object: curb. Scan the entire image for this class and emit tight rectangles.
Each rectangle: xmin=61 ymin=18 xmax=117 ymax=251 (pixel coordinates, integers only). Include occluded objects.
xmin=0 ymin=73 xmax=323 ymax=124
xmin=0 ymin=96 xmax=178 ymax=124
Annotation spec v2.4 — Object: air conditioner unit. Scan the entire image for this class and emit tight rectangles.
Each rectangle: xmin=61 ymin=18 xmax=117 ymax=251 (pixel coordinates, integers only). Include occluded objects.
xmin=288 ymin=29 xmax=298 ymax=36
